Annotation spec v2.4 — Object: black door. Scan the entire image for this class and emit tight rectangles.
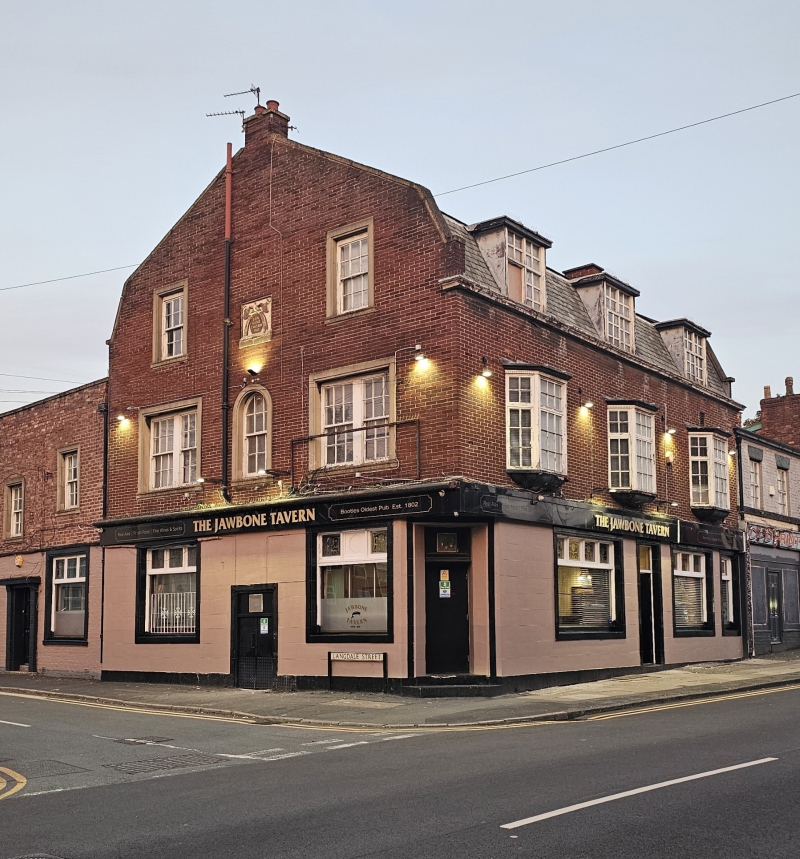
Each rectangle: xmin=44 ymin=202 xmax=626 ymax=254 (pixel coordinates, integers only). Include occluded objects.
xmin=425 ymin=562 xmax=469 ymax=675
xmin=233 ymin=587 xmax=277 ymax=689
xmin=768 ymin=570 xmax=782 ymax=645
xmin=6 ymin=586 xmax=34 ymax=672
xmin=639 ymin=572 xmax=655 ymax=665
xmin=637 ymin=545 xmax=664 ymax=666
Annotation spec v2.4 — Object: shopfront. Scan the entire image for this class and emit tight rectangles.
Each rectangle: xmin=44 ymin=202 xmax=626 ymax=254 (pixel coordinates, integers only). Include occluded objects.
xmin=97 ymin=480 xmax=745 ymax=691
xmin=745 ymin=523 xmax=800 ymax=654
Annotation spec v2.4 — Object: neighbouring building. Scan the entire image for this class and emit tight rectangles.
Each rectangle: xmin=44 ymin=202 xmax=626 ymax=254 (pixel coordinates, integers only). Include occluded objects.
xmin=4 ymin=101 xmax=747 ymax=693
xmin=0 ymin=380 xmax=107 ymax=677
xmin=737 ymin=377 xmax=800 ymax=654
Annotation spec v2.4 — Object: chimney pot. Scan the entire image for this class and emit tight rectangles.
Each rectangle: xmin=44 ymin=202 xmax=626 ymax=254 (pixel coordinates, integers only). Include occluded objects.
xmin=266 ymin=100 xmax=280 ymax=111
xmin=787 ymin=377 xmax=794 ymax=396
xmin=254 ymin=104 xmax=267 ymax=115
xmin=765 ymin=385 xmax=772 ymax=399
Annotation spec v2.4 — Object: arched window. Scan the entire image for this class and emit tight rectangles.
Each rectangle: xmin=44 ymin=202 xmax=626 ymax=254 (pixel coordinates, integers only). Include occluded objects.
xmin=244 ymin=393 xmax=268 ymax=476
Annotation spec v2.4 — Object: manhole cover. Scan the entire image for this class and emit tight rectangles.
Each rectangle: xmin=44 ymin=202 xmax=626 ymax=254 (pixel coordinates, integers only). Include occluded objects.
xmin=104 ymin=753 xmax=225 ymax=775
xmin=8 ymin=760 xmax=90 ymax=779
xmin=114 ymin=736 xmax=173 ymax=745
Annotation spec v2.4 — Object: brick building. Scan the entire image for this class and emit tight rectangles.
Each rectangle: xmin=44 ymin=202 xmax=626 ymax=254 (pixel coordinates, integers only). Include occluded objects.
xmin=90 ymin=100 xmax=746 ymax=692
xmin=0 ymin=380 xmax=107 ymax=677
xmin=737 ymin=376 xmax=800 ymax=655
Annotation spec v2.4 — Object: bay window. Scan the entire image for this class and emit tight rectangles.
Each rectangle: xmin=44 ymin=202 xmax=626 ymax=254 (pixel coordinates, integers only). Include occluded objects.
xmin=506 ymin=372 xmax=567 ymax=474
xmin=689 ymin=433 xmax=729 ymax=510
xmin=607 ymin=408 xmax=656 ymax=494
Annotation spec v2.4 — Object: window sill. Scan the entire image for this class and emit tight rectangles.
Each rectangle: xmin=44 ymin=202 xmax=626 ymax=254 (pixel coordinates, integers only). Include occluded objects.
xmin=42 ymin=638 xmax=88 ymax=647
xmin=555 ymin=629 xmax=626 ymax=641
xmin=137 ymin=485 xmax=202 ymax=498
xmin=151 ymin=355 xmax=188 ymax=370
xmin=324 ymin=306 xmax=375 ymax=325
xmin=55 ymin=508 xmax=81 ymax=516
xmin=135 ymin=634 xmax=200 ymax=645
xmin=231 ymin=475 xmax=276 ymax=487
xmin=690 ymin=506 xmax=730 ymax=524
xmin=309 ymin=459 xmax=399 ymax=475
xmin=3 ymin=535 xmax=24 ymax=543
xmin=307 ymin=632 xmax=393 ymax=644
xmin=673 ymin=627 xmax=716 ymax=638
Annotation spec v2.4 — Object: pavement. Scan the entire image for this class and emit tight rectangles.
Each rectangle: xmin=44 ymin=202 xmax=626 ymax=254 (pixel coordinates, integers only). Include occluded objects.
xmin=3 ymin=652 xmax=800 ymax=729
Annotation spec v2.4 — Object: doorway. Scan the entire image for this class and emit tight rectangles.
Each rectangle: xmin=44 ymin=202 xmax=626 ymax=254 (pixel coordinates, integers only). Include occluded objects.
xmin=425 ymin=562 xmax=470 ymax=675
xmin=231 ymin=586 xmax=277 ymax=689
xmin=637 ymin=544 xmax=664 ymax=665
xmin=6 ymin=584 xmax=37 ymax=672
xmin=768 ymin=570 xmax=782 ymax=645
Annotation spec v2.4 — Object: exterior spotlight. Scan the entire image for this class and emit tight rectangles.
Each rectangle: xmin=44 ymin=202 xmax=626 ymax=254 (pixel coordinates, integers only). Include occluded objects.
xmin=667 ymin=428 xmax=677 ymax=435
xmin=257 ymin=469 xmax=267 ymax=475
xmin=670 ymin=501 xmax=679 ymax=507
xmin=583 ymin=401 xmax=594 ymax=409
xmin=728 ymin=449 xmax=736 ymax=457
xmin=196 ymin=477 xmax=205 ymax=484
xmin=116 ymin=414 xmax=126 ymax=422
xmin=414 ymin=344 xmax=424 ymax=362
xmin=247 ymin=367 xmax=259 ymax=376
xmin=481 ymin=357 xmax=492 ymax=378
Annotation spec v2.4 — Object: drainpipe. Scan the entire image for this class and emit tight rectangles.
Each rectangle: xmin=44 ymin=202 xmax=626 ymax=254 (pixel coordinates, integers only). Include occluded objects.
xmin=221 ymin=142 xmax=233 ymax=503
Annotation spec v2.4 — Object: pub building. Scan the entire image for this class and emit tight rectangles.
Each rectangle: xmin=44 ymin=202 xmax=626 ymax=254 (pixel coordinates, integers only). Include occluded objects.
xmin=736 ymin=424 xmax=800 ymax=655
xmin=5 ymin=100 xmax=748 ymax=690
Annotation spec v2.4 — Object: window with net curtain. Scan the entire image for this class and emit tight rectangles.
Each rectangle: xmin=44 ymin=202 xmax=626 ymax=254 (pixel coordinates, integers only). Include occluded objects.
xmin=556 ymin=536 xmax=617 ymax=632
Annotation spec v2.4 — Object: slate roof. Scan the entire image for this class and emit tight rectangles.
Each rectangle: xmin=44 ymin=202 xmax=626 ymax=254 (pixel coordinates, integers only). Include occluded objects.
xmin=442 ymin=214 xmax=732 ymax=400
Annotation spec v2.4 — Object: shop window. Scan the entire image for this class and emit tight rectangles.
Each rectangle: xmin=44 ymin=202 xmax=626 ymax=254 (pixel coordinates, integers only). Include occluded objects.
xmin=136 ymin=544 xmax=199 ymax=642
xmin=506 ymin=373 xmax=567 ymax=473
xmin=314 ymin=528 xmax=390 ymax=637
xmin=720 ymin=556 xmax=740 ymax=634
xmin=47 ymin=553 xmax=88 ymax=640
xmin=673 ymin=551 xmax=713 ymax=634
xmin=555 ymin=535 xmax=624 ymax=638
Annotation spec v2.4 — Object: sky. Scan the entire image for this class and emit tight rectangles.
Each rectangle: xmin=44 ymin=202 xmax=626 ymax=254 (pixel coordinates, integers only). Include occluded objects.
xmin=1 ymin=0 xmax=798 ymax=417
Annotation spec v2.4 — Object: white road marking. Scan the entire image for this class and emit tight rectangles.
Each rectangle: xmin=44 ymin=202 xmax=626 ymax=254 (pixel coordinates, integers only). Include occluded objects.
xmin=501 ymin=757 xmax=778 ymax=829
xmin=0 ymin=719 xmax=30 ymax=728
xmin=377 ymin=734 xmax=417 ymax=741
xmin=302 ymin=738 xmax=355 ymax=746
xmin=327 ymin=741 xmax=370 ymax=750
xmin=256 ymin=751 xmax=310 ymax=761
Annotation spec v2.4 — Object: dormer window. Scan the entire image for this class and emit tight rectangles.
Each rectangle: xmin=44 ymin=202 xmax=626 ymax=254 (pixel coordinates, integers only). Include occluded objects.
xmin=604 ymin=284 xmax=633 ymax=352
xmin=684 ymin=329 xmax=706 ymax=385
xmin=506 ymin=232 xmax=545 ymax=311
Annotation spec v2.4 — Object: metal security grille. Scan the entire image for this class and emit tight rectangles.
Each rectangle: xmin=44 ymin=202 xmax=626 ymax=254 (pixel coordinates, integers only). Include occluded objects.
xmin=236 ymin=654 xmax=277 ymax=689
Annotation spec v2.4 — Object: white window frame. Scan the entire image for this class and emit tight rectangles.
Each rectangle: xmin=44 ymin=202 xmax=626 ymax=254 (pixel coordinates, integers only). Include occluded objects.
xmin=152 ymin=281 xmax=188 ymax=364
xmin=321 ymin=373 xmax=390 ymax=467
xmin=60 ymin=449 xmax=79 ymax=510
xmin=337 ymin=233 xmax=370 ymax=314
xmin=720 ymin=556 xmax=734 ymax=626
xmin=684 ymin=329 xmax=707 ymax=385
xmin=506 ymin=230 xmax=545 ymax=311
xmin=243 ymin=392 xmax=269 ymax=477
xmin=139 ymin=401 xmax=202 ymax=493
xmin=316 ymin=528 xmax=389 ymax=634
xmin=505 ymin=372 xmax=567 ymax=474
xmin=555 ymin=536 xmax=617 ymax=630
xmin=749 ymin=458 xmax=762 ymax=509
xmin=51 ymin=554 xmax=87 ymax=638
xmin=607 ymin=408 xmax=656 ymax=493
xmin=603 ymin=284 xmax=634 ymax=352
xmin=144 ymin=545 xmax=198 ymax=635
xmin=673 ymin=551 xmax=708 ymax=629
xmin=689 ymin=433 xmax=729 ymax=510
xmin=7 ymin=482 xmax=23 ymax=538
xmin=777 ymin=467 xmax=790 ymax=516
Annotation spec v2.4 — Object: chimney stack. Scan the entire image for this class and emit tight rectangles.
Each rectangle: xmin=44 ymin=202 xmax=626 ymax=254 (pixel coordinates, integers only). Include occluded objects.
xmin=764 ymin=385 xmax=772 ymax=399
xmin=787 ymin=377 xmax=795 ymax=396
xmin=244 ymin=99 xmax=290 ymax=147
xmin=563 ymin=263 xmax=604 ymax=281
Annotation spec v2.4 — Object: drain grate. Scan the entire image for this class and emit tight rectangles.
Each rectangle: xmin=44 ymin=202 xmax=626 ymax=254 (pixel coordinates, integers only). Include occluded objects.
xmin=104 ymin=753 xmax=225 ymax=775
xmin=114 ymin=736 xmax=173 ymax=745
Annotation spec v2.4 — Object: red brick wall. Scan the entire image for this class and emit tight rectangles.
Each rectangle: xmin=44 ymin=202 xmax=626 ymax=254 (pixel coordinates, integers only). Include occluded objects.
xmin=759 ymin=394 xmax=800 ymax=448
xmin=0 ymin=380 xmax=107 ymax=555
xmin=106 ymin=110 xmax=740 ymax=530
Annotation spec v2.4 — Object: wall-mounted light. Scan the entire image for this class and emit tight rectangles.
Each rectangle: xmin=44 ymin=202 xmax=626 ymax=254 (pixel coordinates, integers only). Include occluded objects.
xmin=666 ymin=428 xmax=677 ymax=435
xmin=583 ymin=401 xmax=594 ymax=409
xmin=728 ymin=449 xmax=736 ymax=457
xmin=247 ymin=364 xmax=261 ymax=376
xmin=414 ymin=344 xmax=425 ymax=362
xmin=481 ymin=357 xmax=492 ymax=378
xmin=116 ymin=414 xmax=126 ymax=422
xmin=670 ymin=501 xmax=679 ymax=507
xmin=257 ymin=469 xmax=267 ymax=475
xmin=196 ymin=477 xmax=205 ymax=484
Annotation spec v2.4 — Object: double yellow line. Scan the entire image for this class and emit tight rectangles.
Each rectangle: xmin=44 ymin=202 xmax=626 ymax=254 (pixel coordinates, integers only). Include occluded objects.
xmin=0 ymin=767 xmax=26 ymax=801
